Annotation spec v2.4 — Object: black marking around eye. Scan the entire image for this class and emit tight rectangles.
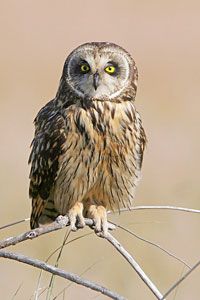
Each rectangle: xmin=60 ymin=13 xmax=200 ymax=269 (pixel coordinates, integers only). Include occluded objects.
xmin=73 ymin=60 xmax=91 ymax=75
xmin=79 ymin=59 xmax=88 ymax=65
xmin=106 ymin=61 xmax=120 ymax=76
xmin=107 ymin=61 xmax=118 ymax=67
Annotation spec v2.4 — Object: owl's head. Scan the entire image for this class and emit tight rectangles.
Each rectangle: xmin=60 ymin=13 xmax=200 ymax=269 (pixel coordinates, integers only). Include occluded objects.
xmin=61 ymin=42 xmax=138 ymax=102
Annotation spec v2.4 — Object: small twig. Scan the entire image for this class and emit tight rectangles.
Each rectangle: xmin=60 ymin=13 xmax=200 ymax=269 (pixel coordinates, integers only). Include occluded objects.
xmin=46 ymin=229 xmax=71 ymax=300
xmin=0 ymin=250 xmax=125 ymax=300
xmin=30 ymin=233 xmax=93 ymax=300
xmin=162 ymin=259 xmax=200 ymax=299
xmin=172 ymin=266 xmax=186 ymax=300
xmin=11 ymin=282 xmax=23 ymax=299
xmin=44 ymin=232 xmax=93 ymax=268
xmin=101 ymin=232 xmax=164 ymax=300
xmin=111 ymin=222 xmax=191 ymax=269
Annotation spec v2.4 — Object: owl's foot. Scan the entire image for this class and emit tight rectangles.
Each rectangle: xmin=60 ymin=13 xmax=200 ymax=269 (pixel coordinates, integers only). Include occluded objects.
xmin=68 ymin=202 xmax=85 ymax=231
xmin=87 ymin=205 xmax=108 ymax=235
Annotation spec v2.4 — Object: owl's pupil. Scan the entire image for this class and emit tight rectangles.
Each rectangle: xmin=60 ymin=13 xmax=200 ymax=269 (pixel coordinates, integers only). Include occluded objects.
xmin=80 ymin=64 xmax=90 ymax=73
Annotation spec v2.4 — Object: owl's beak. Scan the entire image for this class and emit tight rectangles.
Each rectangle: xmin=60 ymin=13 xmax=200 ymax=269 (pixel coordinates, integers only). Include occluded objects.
xmin=93 ymin=72 xmax=100 ymax=90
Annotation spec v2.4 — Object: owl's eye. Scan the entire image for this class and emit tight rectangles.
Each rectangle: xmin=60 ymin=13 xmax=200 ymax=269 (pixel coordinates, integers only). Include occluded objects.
xmin=104 ymin=65 xmax=116 ymax=75
xmin=80 ymin=64 xmax=90 ymax=73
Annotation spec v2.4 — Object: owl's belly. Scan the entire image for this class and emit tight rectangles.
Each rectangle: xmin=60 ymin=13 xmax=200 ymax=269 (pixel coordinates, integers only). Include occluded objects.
xmin=53 ymin=130 xmax=140 ymax=214
xmin=85 ymin=141 xmax=140 ymax=210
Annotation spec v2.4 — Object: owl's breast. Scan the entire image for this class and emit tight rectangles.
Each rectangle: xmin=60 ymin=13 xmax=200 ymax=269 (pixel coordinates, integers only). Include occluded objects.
xmin=62 ymin=100 xmax=142 ymax=167
xmin=79 ymin=101 xmax=137 ymax=149
xmin=68 ymin=101 xmax=142 ymax=172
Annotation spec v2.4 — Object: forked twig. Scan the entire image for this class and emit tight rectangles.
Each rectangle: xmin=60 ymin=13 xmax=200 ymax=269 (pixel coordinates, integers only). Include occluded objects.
xmin=0 ymin=205 xmax=199 ymax=299
xmin=0 ymin=216 xmax=164 ymax=299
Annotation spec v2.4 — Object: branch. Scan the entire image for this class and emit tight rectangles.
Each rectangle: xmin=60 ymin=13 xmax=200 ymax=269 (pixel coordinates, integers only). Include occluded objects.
xmin=100 ymin=232 xmax=164 ymax=300
xmin=0 ymin=216 xmax=115 ymax=249
xmin=1 ymin=205 xmax=199 ymax=299
xmin=0 ymin=216 xmax=164 ymax=299
xmin=0 ymin=250 xmax=124 ymax=300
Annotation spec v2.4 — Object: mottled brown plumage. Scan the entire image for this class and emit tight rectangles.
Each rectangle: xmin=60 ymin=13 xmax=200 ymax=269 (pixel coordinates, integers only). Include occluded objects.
xmin=29 ymin=42 xmax=146 ymax=233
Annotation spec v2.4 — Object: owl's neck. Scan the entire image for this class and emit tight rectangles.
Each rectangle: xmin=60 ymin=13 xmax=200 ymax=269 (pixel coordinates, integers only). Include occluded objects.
xmin=54 ymin=76 xmax=136 ymax=110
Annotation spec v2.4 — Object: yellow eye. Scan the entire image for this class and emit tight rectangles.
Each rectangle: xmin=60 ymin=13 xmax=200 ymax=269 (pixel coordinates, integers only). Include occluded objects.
xmin=80 ymin=64 xmax=90 ymax=73
xmin=105 ymin=65 xmax=116 ymax=74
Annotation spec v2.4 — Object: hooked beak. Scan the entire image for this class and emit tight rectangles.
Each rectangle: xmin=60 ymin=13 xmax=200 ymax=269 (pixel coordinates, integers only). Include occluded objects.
xmin=93 ymin=72 xmax=100 ymax=90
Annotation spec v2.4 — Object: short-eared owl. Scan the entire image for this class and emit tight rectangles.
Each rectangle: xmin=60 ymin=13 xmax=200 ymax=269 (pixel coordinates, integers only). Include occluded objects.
xmin=29 ymin=42 xmax=146 ymax=234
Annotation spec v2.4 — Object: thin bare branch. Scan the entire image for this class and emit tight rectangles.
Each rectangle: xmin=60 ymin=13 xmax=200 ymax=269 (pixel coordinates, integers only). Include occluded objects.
xmin=100 ymin=232 xmax=164 ymax=300
xmin=162 ymin=259 xmax=200 ymax=299
xmin=1 ymin=204 xmax=198 ymax=233
xmin=0 ymin=250 xmax=125 ymax=300
xmin=117 ymin=206 xmax=200 ymax=214
xmin=0 ymin=218 xmax=30 ymax=230
xmin=1 ymin=204 xmax=199 ymax=231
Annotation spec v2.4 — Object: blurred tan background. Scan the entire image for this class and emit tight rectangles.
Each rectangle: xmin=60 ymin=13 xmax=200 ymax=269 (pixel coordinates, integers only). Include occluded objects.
xmin=0 ymin=1 xmax=200 ymax=299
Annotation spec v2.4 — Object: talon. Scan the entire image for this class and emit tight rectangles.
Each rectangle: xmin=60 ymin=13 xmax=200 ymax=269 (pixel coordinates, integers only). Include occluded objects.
xmin=70 ymin=222 xmax=77 ymax=232
xmin=86 ymin=205 xmax=108 ymax=235
xmin=68 ymin=202 xmax=85 ymax=231
xmin=77 ymin=214 xmax=85 ymax=228
xmin=93 ymin=215 xmax=101 ymax=233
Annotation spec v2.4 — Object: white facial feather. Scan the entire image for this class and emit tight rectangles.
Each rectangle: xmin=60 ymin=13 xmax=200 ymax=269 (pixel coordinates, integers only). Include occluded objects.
xmin=66 ymin=43 xmax=133 ymax=100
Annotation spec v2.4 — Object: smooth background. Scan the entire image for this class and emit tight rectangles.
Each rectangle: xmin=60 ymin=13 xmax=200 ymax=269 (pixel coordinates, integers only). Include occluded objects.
xmin=0 ymin=1 xmax=199 ymax=299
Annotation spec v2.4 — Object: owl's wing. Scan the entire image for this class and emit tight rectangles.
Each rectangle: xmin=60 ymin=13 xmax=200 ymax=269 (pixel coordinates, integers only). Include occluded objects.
xmin=138 ymin=125 xmax=147 ymax=168
xmin=29 ymin=100 xmax=68 ymax=229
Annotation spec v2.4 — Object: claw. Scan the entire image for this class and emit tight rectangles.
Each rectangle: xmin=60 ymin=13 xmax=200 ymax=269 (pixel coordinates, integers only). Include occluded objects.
xmin=68 ymin=202 xmax=85 ymax=231
xmin=87 ymin=205 xmax=108 ymax=235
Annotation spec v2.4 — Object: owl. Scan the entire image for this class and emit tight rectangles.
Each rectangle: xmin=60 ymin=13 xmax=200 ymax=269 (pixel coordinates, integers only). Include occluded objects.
xmin=29 ymin=42 xmax=146 ymax=234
